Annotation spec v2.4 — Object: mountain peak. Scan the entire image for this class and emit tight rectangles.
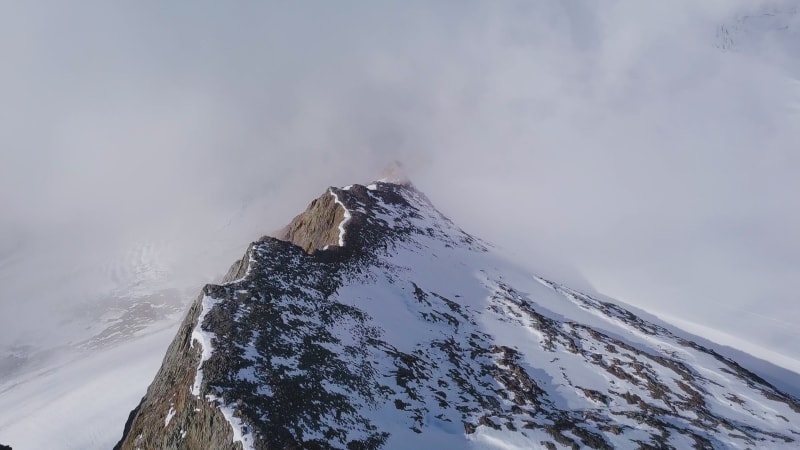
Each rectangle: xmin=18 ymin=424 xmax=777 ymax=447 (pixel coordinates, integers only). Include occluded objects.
xmin=116 ymin=180 xmax=800 ymax=450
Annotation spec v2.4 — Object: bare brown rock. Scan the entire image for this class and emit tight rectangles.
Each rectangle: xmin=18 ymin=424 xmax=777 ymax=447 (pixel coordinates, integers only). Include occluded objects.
xmin=279 ymin=189 xmax=345 ymax=254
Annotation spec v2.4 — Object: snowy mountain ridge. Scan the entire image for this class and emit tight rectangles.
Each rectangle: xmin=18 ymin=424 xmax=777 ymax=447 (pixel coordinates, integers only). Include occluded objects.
xmin=116 ymin=180 xmax=800 ymax=449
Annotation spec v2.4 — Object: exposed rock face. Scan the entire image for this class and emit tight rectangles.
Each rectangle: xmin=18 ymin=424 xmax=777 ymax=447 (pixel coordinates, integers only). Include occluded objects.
xmin=278 ymin=189 xmax=347 ymax=254
xmin=114 ymin=284 xmax=240 ymax=450
xmin=116 ymin=181 xmax=800 ymax=449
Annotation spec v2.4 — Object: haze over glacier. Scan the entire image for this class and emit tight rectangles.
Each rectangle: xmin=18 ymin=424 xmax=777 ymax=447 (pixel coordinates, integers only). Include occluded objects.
xmin=1 ymin=1 xmax=799 ymax=449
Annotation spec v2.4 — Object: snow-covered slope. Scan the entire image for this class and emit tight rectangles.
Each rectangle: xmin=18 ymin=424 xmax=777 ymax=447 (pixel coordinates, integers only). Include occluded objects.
xmin=0 ymin=227 xmax=244 ymax=448
xmin=0 ymin=167 xmax=293 ymax=449
xmin=116 ymin=180 xmax=800 ymax=449
xmin=0 ymin=325 xmax=176 ymax=449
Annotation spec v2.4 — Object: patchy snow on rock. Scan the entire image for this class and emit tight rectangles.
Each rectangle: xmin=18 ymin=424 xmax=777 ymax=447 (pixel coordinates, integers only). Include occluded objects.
xmin=190 ymin=248 xmax=256 ymax=396
xmin=164 ymin=405 xmax=176 ymax=427
xmin=190 ymin=294 xmax=222 ymax=397
xmin=329 ymin=189 xmax=352 ymax=247
xmin=119 ymin=180 xmax=800 ymax=450
xmin=206 ymin=393 xmax=256 ymax=450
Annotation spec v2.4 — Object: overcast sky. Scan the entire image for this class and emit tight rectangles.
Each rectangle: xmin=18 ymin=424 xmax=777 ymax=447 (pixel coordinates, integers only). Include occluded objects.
xmin=1 ymin=1 xmax=798 ymax=370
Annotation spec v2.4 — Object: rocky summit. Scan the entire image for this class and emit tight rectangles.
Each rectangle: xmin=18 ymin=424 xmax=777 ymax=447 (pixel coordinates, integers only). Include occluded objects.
xmin=116 ymin=179 xmax=800 ymax=449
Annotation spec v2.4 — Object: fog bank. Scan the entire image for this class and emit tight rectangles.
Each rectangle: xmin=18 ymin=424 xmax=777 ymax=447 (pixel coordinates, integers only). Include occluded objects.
xmin=1 ymin=1 xmax=798 ymax=369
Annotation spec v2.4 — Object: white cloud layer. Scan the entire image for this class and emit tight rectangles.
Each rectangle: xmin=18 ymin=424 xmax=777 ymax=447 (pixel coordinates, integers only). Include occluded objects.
xmin=1 ymin=1 xmax=798 ymax=369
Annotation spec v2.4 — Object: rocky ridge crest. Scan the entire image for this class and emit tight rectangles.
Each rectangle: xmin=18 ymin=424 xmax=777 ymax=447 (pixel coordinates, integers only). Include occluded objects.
xmin=116 ymin=180 xmax=800 ymax=449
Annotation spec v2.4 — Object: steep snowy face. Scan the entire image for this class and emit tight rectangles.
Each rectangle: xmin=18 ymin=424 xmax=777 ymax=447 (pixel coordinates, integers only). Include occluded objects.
xmin=117 ymin=181 xmax=800 ymax=450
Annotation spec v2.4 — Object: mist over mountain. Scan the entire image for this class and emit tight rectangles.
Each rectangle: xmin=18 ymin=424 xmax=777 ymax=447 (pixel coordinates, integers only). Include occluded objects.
xmin=1 ymin=1 xmax=800 ymax=449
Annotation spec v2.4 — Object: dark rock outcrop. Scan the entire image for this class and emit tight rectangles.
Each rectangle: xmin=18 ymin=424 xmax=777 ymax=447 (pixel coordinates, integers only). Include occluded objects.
xmin=114 ymin=185 xmax=383 ymax=449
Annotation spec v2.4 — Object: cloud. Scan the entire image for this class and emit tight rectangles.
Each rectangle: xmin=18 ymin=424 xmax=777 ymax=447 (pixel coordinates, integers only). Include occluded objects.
xmin=1 ymin=1 xmax=798 ymax=368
